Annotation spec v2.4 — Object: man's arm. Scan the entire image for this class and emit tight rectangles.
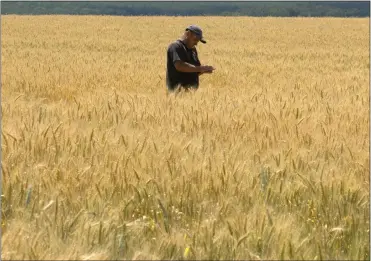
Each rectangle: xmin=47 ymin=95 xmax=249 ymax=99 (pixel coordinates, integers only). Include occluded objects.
xmin=168 ymin=43 xmax=214 ymax=73
xmin=174 ymin=61 xmax=202 ymax=73
xmin=175 ymin=61 xmax=215 ymax=74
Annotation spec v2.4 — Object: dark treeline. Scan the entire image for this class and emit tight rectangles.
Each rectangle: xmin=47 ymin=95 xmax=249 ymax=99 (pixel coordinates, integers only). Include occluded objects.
xmin=1 ymin=1 xmax=370 ymax=17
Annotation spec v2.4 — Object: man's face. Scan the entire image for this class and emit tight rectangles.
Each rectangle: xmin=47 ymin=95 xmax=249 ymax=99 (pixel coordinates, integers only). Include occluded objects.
xmin=188 ymin=31 xmax=201 ymax=47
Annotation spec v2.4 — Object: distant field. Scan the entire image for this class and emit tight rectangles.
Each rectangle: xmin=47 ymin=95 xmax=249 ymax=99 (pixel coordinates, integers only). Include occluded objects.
xmin=1 ymin=16 xmax=369 ymax=260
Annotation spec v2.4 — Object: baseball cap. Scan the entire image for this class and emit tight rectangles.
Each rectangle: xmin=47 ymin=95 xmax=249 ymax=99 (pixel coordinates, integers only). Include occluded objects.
xmin=186 ymin=25 xmax=207 ymax=44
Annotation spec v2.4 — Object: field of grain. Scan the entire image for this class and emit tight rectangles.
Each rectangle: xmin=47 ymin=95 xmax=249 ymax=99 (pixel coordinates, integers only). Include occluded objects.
xmin=1 ymin=16 xmax=370 ymax=260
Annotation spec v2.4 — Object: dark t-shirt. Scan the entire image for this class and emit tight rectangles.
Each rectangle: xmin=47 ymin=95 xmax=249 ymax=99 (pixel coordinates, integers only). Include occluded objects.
xmin=166 ymin=40 xmax=201 ymax=90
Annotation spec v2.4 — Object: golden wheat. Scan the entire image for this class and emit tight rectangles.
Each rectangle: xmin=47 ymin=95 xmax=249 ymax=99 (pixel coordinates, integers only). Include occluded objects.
xmin=1 ymin=15 xmax=370 ymax=260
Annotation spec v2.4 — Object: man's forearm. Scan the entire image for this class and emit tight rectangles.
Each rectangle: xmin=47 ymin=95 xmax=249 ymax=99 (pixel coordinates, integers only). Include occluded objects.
xmin=174 ymin=61 xmax=201 ymax=73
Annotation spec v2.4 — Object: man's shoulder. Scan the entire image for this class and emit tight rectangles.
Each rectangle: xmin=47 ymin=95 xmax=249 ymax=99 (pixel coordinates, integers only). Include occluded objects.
xmin=167 ymin=40 xmax=183 ymax=50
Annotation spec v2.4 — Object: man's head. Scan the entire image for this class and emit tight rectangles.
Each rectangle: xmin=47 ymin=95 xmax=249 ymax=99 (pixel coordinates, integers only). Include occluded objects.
xmin=184 ymin=25 xmax=207 ymax=48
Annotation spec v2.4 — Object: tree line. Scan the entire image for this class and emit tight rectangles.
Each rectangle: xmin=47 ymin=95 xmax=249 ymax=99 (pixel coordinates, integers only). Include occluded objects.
xmin=1 ymin=1 xmax=369 ymax=17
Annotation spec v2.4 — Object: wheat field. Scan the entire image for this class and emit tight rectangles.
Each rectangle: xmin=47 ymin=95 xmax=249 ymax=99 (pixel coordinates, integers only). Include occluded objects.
xmin=1 ymin=15 xmax=370 ymax=260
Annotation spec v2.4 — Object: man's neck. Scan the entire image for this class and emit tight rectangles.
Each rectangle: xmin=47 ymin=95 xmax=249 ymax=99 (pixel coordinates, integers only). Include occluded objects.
xmin=180 ymin=36 xmax=192 ymax=49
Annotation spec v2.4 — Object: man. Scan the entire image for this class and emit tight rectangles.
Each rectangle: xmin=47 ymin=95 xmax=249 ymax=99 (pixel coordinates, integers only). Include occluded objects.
xmin=166 ymin=25 xmax=215 ymax=92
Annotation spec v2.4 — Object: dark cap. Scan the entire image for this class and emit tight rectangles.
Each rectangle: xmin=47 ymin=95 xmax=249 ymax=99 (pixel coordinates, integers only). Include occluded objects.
xmin=186 ymin=25 xmax=207 ymax=44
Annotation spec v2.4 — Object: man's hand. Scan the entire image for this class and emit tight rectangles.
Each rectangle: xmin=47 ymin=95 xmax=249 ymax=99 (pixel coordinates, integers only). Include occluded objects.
xmin=199 ymin=65 xmax=215 ymax=75
xmin=200 ymin=65 xmax=215 ymax=73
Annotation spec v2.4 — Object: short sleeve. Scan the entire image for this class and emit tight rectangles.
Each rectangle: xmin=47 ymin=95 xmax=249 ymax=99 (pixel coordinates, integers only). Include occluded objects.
xmin=168 ymin=43 xmax=185 ymax=65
